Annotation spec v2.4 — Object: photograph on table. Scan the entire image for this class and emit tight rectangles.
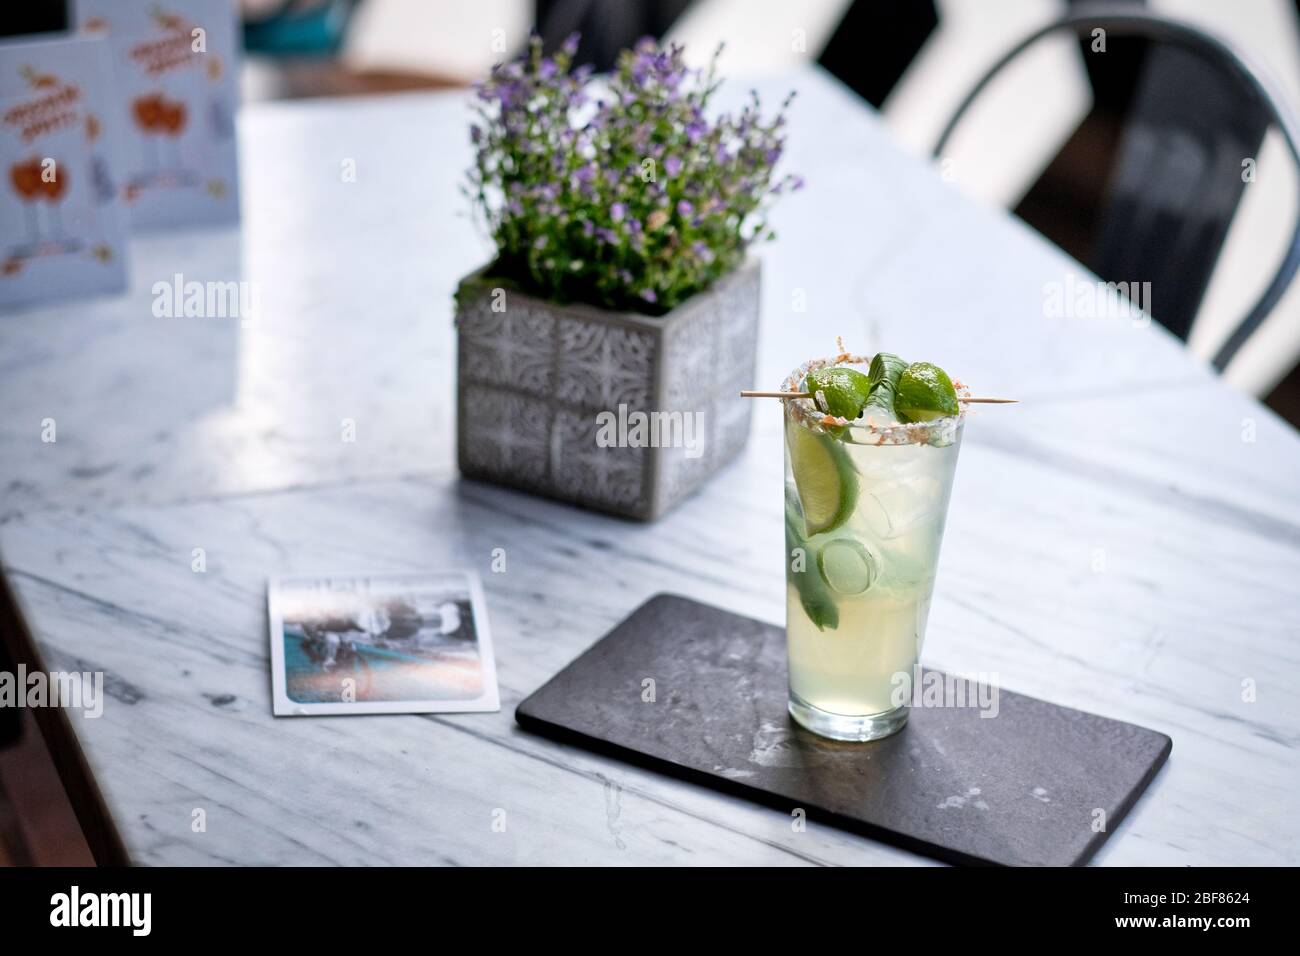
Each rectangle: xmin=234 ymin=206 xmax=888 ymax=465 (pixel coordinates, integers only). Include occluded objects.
xmin=268 ymin=570 xmax=499 ymax=716
xmin=0 ymin=34 xmax=128 ymax=309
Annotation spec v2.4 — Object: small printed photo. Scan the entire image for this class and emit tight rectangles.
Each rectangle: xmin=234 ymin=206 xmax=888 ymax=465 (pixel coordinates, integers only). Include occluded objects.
xmin=268 ymin=571 xmax=500 ymax=716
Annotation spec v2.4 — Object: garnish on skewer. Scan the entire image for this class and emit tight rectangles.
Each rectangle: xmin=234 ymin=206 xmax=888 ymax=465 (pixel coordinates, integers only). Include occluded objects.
xmin=743 ymin=340 xmax=1013 ymax=434
xmin=740 ymin=391 xmax=1017 ymax=404
xmin=740 ymin=341 xmax=1015 ymax=420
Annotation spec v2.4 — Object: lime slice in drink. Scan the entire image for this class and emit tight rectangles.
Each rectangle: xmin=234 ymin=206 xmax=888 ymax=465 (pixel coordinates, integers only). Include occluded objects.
xmin=895 ymin=361 xmax=960 ymax=422
xmin=803 ymin=366 xmax=872 ymax=420
xmin=787 ymin=424 xmax=858 ymax=536
xmin=785 ymin=503 xmax=839 ymax=631
xmin=817 ymin=538 xmax=877 ymax=595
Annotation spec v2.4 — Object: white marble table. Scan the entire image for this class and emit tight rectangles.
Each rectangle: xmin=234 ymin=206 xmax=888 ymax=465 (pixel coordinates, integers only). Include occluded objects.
xmin=1 ymin=67 xmax=1296 ymax=866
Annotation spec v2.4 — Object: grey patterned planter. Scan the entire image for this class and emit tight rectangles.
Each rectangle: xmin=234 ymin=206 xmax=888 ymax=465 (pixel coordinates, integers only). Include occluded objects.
xmin=455 ymin=259 xmax=761 ymax=520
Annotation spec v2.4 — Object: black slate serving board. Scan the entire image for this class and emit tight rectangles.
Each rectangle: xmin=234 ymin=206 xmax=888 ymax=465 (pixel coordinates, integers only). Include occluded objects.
xmin=516 ymin=594 xmax=1172 ymax=866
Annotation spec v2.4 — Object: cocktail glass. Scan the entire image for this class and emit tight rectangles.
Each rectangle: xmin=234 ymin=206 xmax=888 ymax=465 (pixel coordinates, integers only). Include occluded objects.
xmin=783 ymin=357 xmax=964 ymax=741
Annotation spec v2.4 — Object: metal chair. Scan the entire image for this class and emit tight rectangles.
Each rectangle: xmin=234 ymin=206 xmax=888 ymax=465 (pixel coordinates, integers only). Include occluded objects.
xmin=933 ymin=4 xmax=1300 ymax=371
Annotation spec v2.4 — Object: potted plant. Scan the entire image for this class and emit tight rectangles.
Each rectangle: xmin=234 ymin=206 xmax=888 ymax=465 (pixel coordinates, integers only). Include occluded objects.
xmin=456 ymin=34 xmax=799 ymax=519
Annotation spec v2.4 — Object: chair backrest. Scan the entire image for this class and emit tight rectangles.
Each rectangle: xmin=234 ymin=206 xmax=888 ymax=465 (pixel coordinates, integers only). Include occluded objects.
xmin=933 ymin=4 xmax=1300 ymax=371
xmin=1091 ymin=42 xmax=1268 ymax=343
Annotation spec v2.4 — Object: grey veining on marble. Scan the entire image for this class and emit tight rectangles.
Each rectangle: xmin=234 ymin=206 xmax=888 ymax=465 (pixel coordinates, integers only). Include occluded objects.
xmin=0 ymin=68 xmax=1297 ymax=865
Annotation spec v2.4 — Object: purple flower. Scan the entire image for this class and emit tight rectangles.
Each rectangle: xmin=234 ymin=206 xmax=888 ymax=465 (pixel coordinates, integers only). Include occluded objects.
xmin=465 ymin=32 xmax=799 ymax=314
xmin=570 ymin=164 xmax=597 ymax=193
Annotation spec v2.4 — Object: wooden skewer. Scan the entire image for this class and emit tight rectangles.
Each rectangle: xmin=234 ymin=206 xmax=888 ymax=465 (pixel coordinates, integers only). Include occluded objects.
xmin=739 ymin=390 xmax=1017 ymax=404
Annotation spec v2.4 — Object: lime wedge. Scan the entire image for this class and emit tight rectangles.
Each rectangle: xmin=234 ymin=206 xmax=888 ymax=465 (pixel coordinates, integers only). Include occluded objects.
xmin=895 ymin=362 xmax=960 ymax=422
xmin=785 ymin=503 xmax=839 ymax=630
xmin=803 ymin=366 xmax=872 ymax=420
xmin=787 ymin=423 xmax=858 ymax=536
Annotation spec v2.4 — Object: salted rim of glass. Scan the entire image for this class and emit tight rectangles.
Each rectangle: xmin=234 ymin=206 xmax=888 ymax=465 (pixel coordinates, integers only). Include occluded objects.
xmin=782 ymin=354 xmax=967 ymax=446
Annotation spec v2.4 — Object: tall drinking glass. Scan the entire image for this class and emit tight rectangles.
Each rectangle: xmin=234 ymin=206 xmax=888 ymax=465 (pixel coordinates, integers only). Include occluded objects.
xmin=783 ymin=360 xmax=964 ymax=741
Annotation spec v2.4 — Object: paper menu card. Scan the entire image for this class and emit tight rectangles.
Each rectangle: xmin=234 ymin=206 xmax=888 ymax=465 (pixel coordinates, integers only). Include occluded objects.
xmin=77 ymin=0 xmax=241 ymax=228
xmin=0 ymin=34 xmax=128 ymax=309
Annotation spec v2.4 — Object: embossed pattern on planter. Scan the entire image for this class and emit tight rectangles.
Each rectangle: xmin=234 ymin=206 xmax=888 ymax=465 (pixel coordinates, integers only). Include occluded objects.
xmin=555 ymin=320 xmax=655 ymax=409
xmin=459 ymin=385 xmax=551 ymax=484
xmin=458 ymin=299 xmax=556 ymax=397
xmin=552 ymin=408 xmax=645 ymax=509
xmin=658 ymin=265 xmax=761 ymax=507
xmin=456 ymin=260 xmax=762 ymax=520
